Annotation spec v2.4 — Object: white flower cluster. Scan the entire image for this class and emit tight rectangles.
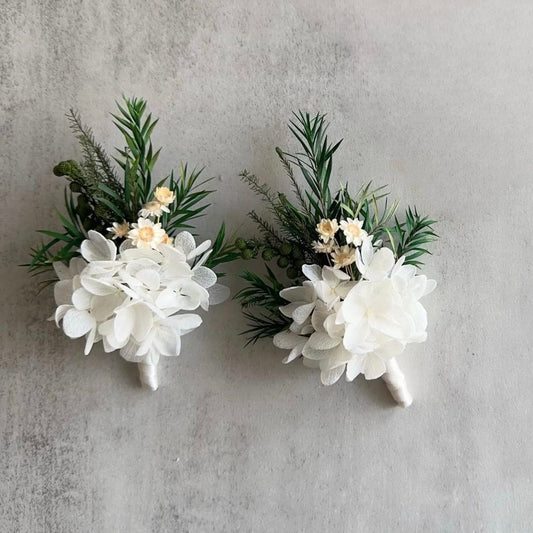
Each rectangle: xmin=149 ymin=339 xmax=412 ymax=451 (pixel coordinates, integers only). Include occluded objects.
xmin=314 ymin=217 xmax=371 ymax=269
xmin=273 ymin=238 xmax=436 ymax=386
xmin=107 ymin=186 xmax=177 ymax=248
xmin=53 ymin=230 xmax=229 ymax=367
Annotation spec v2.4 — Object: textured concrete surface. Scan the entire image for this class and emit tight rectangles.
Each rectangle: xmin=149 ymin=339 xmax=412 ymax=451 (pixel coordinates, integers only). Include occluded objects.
xmin=1 ymin=1 xmax=532 ymax=531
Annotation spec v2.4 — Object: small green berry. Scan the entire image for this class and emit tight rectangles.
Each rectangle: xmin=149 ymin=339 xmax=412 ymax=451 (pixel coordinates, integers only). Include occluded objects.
xmin=241 ymin=249 xmax=254 ymax=260
xmin=279 ymin=243 xmax=292 ymax=256
xmin=262 ymin=248 xmax=274 ymax=261
xmin=291 ymin=248 xmax=303 ymax=260
xmin=235 ymin=237 xmax=247 ymax=250
xmin=286 ymin=267 xmax=299 ymax=279
xmin=53 ymin=160 xmax=80 ymax=177
xmin=277 ymin=256 xmax=289 ymax=268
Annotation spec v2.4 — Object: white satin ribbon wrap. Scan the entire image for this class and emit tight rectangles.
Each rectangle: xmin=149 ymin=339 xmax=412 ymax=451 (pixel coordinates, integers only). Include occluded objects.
xmin=381 ymin=358 xmax=412 ymax=408
xmin=138 ymin=362 xmax=159 ymax=391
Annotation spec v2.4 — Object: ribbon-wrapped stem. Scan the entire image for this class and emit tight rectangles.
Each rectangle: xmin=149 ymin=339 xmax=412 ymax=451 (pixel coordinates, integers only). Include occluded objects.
xmin=138 ymin=362 xmax=158 ymax=391
xmin=382 ymin=358 xmax=412 ymax=408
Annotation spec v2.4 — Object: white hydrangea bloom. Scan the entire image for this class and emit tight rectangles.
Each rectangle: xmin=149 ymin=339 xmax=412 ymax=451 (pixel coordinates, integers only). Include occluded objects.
xmin=53 ymin=230 xmax=227 ymax=389
xmin=273 ymin=241 xmax=435 ymax=392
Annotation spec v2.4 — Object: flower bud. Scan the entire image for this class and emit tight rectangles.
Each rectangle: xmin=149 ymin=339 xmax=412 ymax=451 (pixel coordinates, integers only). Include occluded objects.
xmin=262 ymin=248 xmax=274 ymax=261
xmin=286 ymin=266 xmax=299 ymax=279
xmin=279 ymin=243 xmax=292 ymax=256
xmin=241 ymin=249 xmax=254 ymax=260
xmin=277 ymin=256 xmax=289 ymax=268
xmin=53 ymin=160 xmax=81 ymax=177
xmin=235 ymin=237 xmax=247 ymax=250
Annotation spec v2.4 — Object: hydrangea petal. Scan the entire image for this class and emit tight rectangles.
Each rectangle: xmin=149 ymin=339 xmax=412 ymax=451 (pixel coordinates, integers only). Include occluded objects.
xmin=320 ymin=365 xmax=345 ymax=385
xmin=62 ymin=309 xmax=95 ymax=339
xmin=81 ymin=230 xmax=117 ymax=262
xmin=136 ymin=268 xmax=161 ymax=291
xmin=54 ymin=280 xmax=73 ymax=306
xmin=302 ymin=264 xmax=322 ymax=282
xmin=174 ymin=231 xmax=196 ymax=256
xmin=192 ymin=266 xmax=217 ymax=288
xmin=207 ymin=283 xmax=230 ymax=305
xmin=72 ymin=288 xmax=92 ymax=310
xmin=273 ymin=330 xmax=305 ymax=349
xmin=363 ymin=355 xmax=387 ymax=380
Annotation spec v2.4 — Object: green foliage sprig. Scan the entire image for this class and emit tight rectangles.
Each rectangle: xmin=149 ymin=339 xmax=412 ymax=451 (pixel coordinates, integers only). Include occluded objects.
xmin=29 ymin=96 xmax=237 ymax=283
xmin=235 ymin=111 xmax=438 ymax=343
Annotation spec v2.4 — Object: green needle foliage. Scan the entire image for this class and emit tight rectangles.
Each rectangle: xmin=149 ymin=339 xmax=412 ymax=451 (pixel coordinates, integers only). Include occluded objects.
xmin=236 ymin=111 xmax=438 ymax=344
xmin=29 ymin=95 xmax=237 ymax=284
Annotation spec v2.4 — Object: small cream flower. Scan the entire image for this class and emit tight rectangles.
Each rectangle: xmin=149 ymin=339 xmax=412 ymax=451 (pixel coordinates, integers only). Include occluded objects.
xmin=107 ymin=221 xmax=130 ymax=239
xmin=331 ymin=245 xmax=356 ymax=269
xmin=128 ymin=218 xmax=166 ymax=249
xmin=154 ymin=187 xmax=175 ymax=206
xmin=316 ymin=218 xmax=339 ymax=242
xmin=340 ymin=218 xmax=367 ymax=246
xmin=161 ymin=233 xmax=173 ymax=245
xmin=312 ymin=240 xmax=334 ymax=254
xmin=139 ymin=201 xmax=169 ymax=218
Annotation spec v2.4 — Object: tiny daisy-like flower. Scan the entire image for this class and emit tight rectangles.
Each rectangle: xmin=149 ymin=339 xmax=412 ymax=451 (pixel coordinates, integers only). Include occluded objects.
xmin=331 ymin=245 xmax=356 ymax=269
xmin=161 ymin=233 xmax=173 ymax=245
xmin=154 ymin=186 xmax=175 ymax=206
xmin=316 ymin=218 xmax=339 ymax=242
xmin=339 ymin=218 xmax=367 ymax=246
xmin=107 ymin=221 xmax=130 ymax=240
xmin=128 ymin=218 xmax=166 ymax=249
xmin=312 ymin=240 xmax=334 ymax=254
xmin=139 ymin=201 xmax=169 ymax=218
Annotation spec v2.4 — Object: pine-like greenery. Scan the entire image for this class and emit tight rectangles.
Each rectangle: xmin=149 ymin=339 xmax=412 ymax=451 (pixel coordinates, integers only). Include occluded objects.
xmin=28 ymin=96 xmax=237 ymax=284
xmin=235 ymin=111 xmax=438 ymax=343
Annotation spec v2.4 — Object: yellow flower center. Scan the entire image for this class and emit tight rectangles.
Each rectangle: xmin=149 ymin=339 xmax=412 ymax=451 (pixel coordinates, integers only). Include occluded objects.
xmin=138 ymin=227 xmax=155 ymax=242
xmin=347 ymin=223 xmax=361 ymax=237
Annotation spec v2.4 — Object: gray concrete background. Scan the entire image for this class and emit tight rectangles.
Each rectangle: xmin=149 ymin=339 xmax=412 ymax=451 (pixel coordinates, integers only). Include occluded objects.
xmin=1 ymin=1 xmax=532 ymax=531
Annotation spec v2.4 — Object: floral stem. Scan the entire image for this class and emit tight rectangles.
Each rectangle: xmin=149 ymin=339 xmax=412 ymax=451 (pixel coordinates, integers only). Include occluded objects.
xmin=382 ymin=358 xmax=412 ymax=407
xmin=138 ymin=361 xmax=158 ymax=391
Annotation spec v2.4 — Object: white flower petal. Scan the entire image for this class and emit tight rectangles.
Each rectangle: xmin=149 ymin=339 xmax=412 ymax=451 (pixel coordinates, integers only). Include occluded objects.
xmin=363 ymin=355 xmax=387 ymax=380
xmin=282 ymin=342 xmax=306 ymax=364
xmin=154 ymin=327 xmax=179 ymax=357
xmin=80 ymin=276 xmax=117 ymax=296
xmin=62 ymin=309 xmax=95 ymax=339
xmin=84 ymin=327 xmax=97 ymax=355
xmin=91 ymin=292 xmax=125 ymax=322
xmin=174 ymin=231 xmax=196 ymax=256
xmin=192 ymin=266 xmax=217 ymax=288
xmin=135 ymin=268 xmax=161 ymax=291
xmin=53 ymin=261 xmax=70 ymax=281
xmin=188 ymin=239 xmax=211 ymax=261
xmin=54 ymin=304 xmax=71 ymax=326
xmin=364 ymin=248 xmax=395 ymax=281
xmin=308 ymin=331 xmax=341 ymax=350
xmin=292 ymin=302 xmax=316 ymax=324
xmin=54 ymin=280 xmax=73 ymax=306
xmin=320 ymin=365 xmax=345 ymax=385
xmin=207 ymin=283 xmax=230 ymax=305
xmin=81 ymin=231 xmax=117 ymax=262
xmin=346 ymin=358 xmax=364 ymax=381
xmin=273 ymin=330 xmax=305 ymax=349
xmin=72 ymin=288 xmax=92 ymax=310
xmin=302 ymin=264 xmax=322 ymax=282
xmin=163 ymin=314 xmax=202 ymax=334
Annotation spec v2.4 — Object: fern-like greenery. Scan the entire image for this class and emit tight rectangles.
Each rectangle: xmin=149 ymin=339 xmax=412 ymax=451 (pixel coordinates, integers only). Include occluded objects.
xmin=28 ymin=95 xmax=237 ymax=283
xmin=235 ymin=111 xmax=438 ymax=343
